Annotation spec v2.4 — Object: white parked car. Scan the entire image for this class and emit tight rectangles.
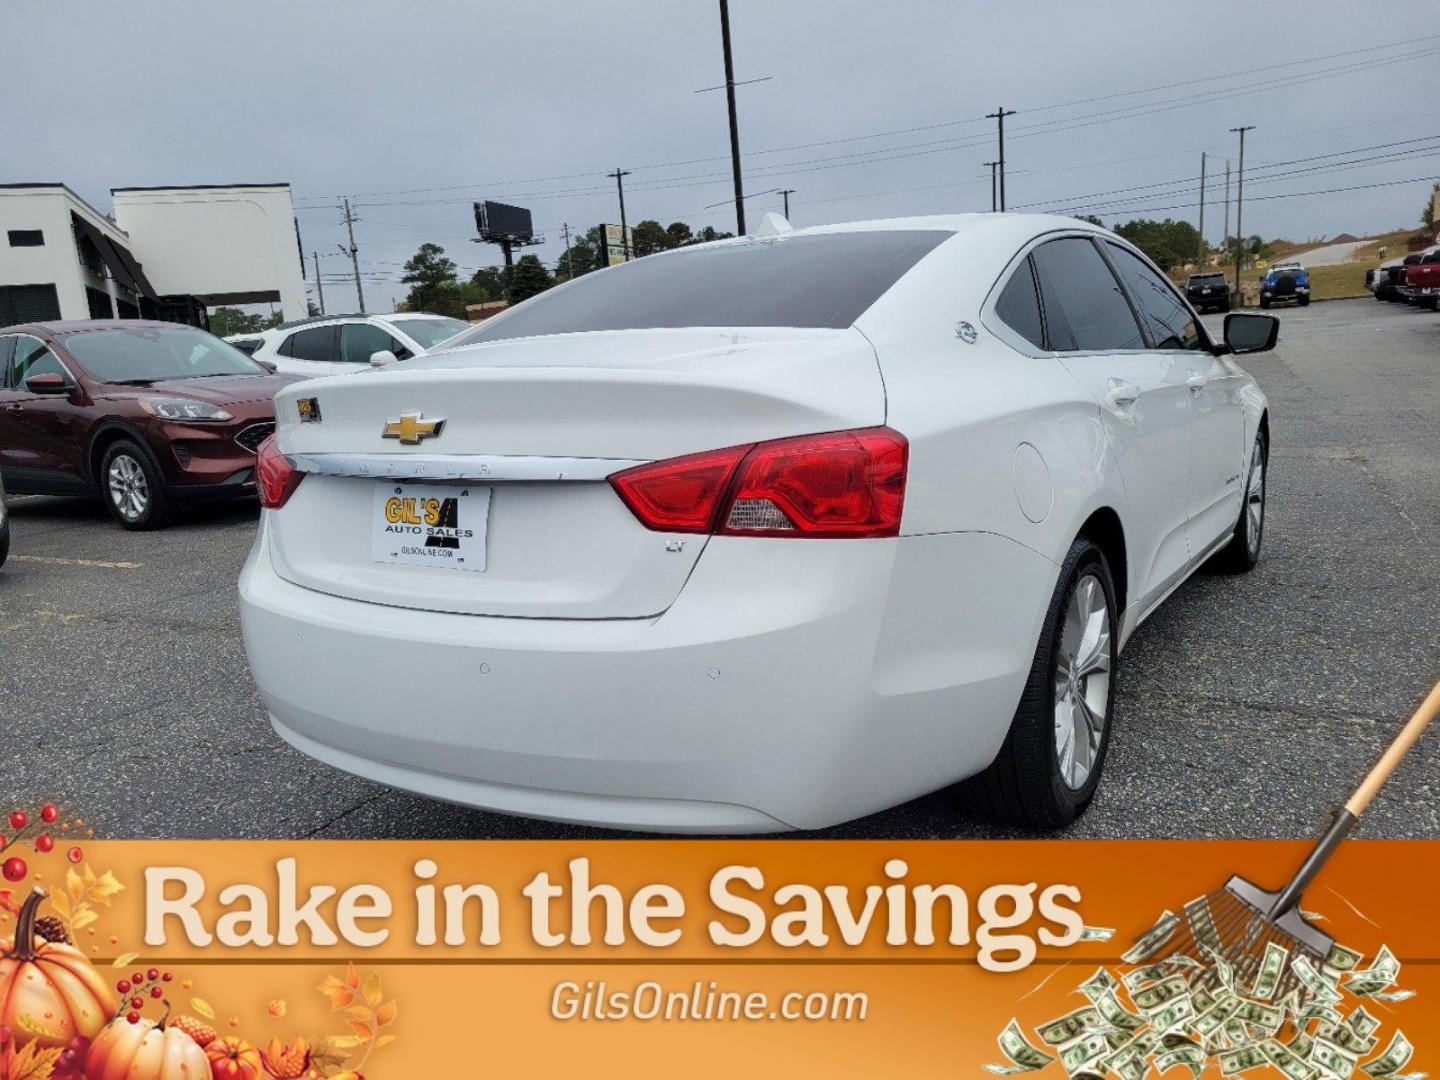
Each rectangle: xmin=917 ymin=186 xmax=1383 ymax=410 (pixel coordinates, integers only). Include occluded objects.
xmin=239 ymin=215 xmax=1273 ymax=833
xmin=228 ymin=313 xmax=468 ymax=378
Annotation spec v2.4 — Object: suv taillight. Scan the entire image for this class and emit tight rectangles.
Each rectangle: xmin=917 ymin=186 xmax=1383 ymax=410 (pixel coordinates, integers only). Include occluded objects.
xmin=256 ymin=434 xmax=303 ymax=509
xmin=610 ymin=427 xmax=907 ymax=539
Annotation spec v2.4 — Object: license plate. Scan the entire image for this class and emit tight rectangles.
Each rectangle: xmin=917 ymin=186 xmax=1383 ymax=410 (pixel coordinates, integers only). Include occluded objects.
xmin=372 ymin=482 xmax=490 ymax=571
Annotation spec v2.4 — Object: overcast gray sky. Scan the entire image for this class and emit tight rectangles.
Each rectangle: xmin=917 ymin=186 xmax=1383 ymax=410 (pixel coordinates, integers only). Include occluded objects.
xmin=5 ymin=0 xmax=1437 ymax=313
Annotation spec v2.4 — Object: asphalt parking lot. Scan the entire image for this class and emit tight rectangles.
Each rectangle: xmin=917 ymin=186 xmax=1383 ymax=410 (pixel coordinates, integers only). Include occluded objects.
xmin=2 ymin=297 xmax=1437 ymax=841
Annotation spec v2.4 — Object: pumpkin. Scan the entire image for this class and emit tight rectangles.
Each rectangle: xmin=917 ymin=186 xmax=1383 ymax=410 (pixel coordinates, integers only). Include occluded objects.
xmin=86 ymin=1013 xmax=210 ymax=1080
xmin=206 ymin=1036 xmax=264 ymax=1080
xmin=0 ymin=887 xmax=115 ymax=1049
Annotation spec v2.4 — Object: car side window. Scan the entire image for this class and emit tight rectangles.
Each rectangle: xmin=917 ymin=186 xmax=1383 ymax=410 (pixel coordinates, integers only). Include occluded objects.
xmin=993 ymin=257 xmax=1046 ymax=350
xmin=10 ymin=337 xmax=67 ymax=387
xmin=1104 ymin=243 xmax=1202 ymax=350
xmin=339 ymin=323 xmax=410 ymax=364
xmin=280 ymin=326 xmax=337 ymax=363
xmin=1030 ymin=237 xmax=1146 ymax=352
xmin=0 ymin=337 xmax=14 ymax=385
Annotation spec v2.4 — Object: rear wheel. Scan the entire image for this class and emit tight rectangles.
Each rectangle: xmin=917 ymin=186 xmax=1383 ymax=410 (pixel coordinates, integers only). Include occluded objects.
xmin=1219 ymin=298 xmax=1231 ymax=313
xmin=959 ymin=537 xmax=1118 ymax=830
xmin=100 ymin=440 xmax=174 ymax=530
xmin=1259 ymin=297 xmax=1271 ymax=309
xmin=1214 ymin=430 xmax=1267 ymax=573
xmin=1298 ymin=295 xmax=1310 ymax=307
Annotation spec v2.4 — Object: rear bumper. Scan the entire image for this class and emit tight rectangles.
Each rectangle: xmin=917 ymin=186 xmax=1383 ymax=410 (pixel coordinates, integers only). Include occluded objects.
xmin=239 ymin=519 xmax=1054 ymax=832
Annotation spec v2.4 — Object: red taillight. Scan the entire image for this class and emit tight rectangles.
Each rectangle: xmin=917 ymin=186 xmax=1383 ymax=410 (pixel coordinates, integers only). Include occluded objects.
xmin=255 ymin=434 xmax=303 ymax=509
xmin=609 ymin=427 xmax=907 ymax=539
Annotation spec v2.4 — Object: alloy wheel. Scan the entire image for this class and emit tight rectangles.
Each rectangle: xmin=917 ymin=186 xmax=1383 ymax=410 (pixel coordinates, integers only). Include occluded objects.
xmin=1053 ymin=573 xmax=1111 ymax=790
xmin=1245 ymin=445 xmax=1266 ymax=557
xmin=108 ymin=454 xmax=150 ymax=522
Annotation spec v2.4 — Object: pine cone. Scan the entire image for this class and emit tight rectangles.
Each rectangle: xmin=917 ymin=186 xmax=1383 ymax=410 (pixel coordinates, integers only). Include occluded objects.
xmin=33 ymin=915 xmax=70 ymax=944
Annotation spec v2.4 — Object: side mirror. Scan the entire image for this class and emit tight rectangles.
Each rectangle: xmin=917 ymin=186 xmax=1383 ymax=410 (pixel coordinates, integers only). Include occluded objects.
xmin=370 ymin=349 xmax=399 ymax=368
xmin=25 ymin=372 xmax=71 ymax=395
xmin=1222 ymin=312 xmax=1279 ymax=355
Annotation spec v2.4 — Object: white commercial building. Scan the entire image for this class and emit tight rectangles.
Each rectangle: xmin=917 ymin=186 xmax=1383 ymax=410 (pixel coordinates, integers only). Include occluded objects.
xmin=0 ymin=182 xmax=308 ymax=328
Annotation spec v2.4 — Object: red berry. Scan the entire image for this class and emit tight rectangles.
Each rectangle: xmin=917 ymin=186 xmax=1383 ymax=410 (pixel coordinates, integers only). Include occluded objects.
xmin=66 ymin=846 xmax=83 ymax=864
xmin=126 ymin=1012 xmax=140 ymax=1025
xmin=116 ymin=980 xmax=131 ymax=994
xmin=8 ymin=811 xmax=26 ymax=831
xmin=132 ymin=972 xmax=144 ymax=986
xmin=150 ymin=986 xmax=162 ymax=999
xmin=161 ymin=972 xmax=173 ymax=982
xmin=35 ymin=834 xmax=54 ymax=853
xmin=2 ymin=857 xmax=26 ymax=883
xmin=40 ymin=805 xmax=58 ymax=824
xmin=147 ymin=967 xmax=159 ymax=981
xmin=130 ymin=996 xmax=143 ymax=1010
xmin=0 ymin=835 xmax=6 ymax=850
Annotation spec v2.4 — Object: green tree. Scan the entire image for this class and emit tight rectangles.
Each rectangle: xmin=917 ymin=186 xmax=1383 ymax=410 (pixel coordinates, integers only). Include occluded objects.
xmin=509 ymin=254 xmax=554 ymax=302
xmin=555 ymin=227 xmax=602 ymax=280
xmin=630 ymin=220 xmax=672 ymax=257
xmin=1075 ymin=214 xmax=1106 ymax=228
xmin=1423 ymin=182 xmax=1438 ymax=229
xmin=401 ymin=243 xmax=459 ymax=313
xmin=208 ymin=307 xmax=282 ymax=336
xmin=470 ymin=266 xmax=508 ymax=300
xmin=1113 ymin=218 xmax=1203 ymax=270
xmin=664 ymin=221 xmax=694 ymax=247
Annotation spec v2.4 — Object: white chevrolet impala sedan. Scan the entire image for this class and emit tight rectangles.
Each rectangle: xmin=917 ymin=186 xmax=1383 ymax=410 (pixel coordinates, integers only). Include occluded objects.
xmin=239 ymin=214 xmax=1273 ymax=833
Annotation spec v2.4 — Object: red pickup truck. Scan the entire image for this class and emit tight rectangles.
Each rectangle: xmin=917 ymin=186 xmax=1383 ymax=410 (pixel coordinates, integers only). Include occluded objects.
xmin=1406 ymin=248 xmax=1440 ymax=309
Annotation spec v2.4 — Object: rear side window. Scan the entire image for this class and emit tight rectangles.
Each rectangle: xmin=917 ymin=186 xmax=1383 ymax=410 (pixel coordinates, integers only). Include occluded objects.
xmin=1031 ymin=238 xmax=1145 ymax=352
xmin=1104 ymin=243 xmax=1203 ymax=350
xmin=993 ymin=258 xmax=1046 ymax=349
xmin=9 ymin=337 xmax=67 ymax=386
xmin=445 ymin=230 xmax=952 ymax=346
xmin=280 ymin=325 xmax=337 ymax=363
xmin=339 ymin=322 xmax=410 ymax=364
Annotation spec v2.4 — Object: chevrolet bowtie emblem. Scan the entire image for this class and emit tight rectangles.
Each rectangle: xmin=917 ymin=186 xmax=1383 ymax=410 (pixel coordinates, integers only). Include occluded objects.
xmin=382 ymin=412 xmax=446 ymax=445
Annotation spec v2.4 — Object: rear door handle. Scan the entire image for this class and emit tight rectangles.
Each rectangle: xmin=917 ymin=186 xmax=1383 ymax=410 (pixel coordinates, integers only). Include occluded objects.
xmin=1105 ymin=380 xmax=1140 ymax=410
xmin=1187 ymin=374 xmax=1207 ymax=393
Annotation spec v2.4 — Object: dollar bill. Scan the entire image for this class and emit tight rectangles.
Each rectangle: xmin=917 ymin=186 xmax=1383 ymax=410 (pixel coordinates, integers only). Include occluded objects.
xmin=1325 ymin=943 xmax=1364 ymax=973
xmin=1366 ymin=989 xmax=1415 ymax=1003
xmin=1293 ymin=955 xmax=1344 ymax=1005
xmin=1251 ymin=941 xmax=1289 ymax=1001
xmin=1184 ymin=897 xmax=1222 ymax=952
xmin=1079 ymin=967 xmax=1119 ymax=1003
xmin=1037 ymin=1007 xmax=1104 ymax=1047
xmin=1263 ymin=1038 xmax=1320 ymax=1080
xmin=1313 ymin=1037 xmax=1359 ymax=1080
xmin=1193 ymin=997 xmax=1242 ymax=1039
xmin=1149 ymin=995 xmax=1196 ymax=1034
xmin=1345 ymin=946 xmax=1400 ymax=996
xmin=1123 ymin=911 xmax=1180 ymax=965
xmin=1132 ymin=974 xmax=1189 ymax=1013
xmin=1123 ymin=963 xmax=1170 ymax=992
xmin=990 ymin=1019 xmax=1057 ymax=1074
xmin=1095 ymin=990 xmax=1146 ymax=1033
xmin=1060 ymin=1033 xmax=1111 ymax=1075
xmin=1203 ymin=944 xmax=1237 ymax=992
xmin=1360 ymin=1032 xmax=1413 ymax=1078
xmin=1156 ymin=1044 xmax=1206 ymax=1079
xmin=1219 ymin=1044 xmax=1269 ymax=1076
xmin=1232 ymin=998 xmax=1284 ymax=1033
xmin=1349 ymin=1007 xmax=1381 ymax=1039
xmin=1079 ymin=925 xmax=1116 ymax=942
xmin=1289 ymin=1032 xmax=1315 ymax=1059
xmin=1320 ymin=1021 xmax=1379 ymax=1058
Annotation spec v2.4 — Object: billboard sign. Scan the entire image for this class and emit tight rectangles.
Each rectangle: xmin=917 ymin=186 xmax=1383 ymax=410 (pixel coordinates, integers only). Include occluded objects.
xmin=599 ymin=223 xmax=634 ymax=266
xmin=474 ymin=200 xmax=534 ymax=242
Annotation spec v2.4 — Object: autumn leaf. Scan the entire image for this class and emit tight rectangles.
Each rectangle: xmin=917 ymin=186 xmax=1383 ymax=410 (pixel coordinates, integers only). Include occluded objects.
xmin=346 ymin=1020 xmax=374 ymax=1040
xmin=90 ymin=871 xmax=125 ymax=906
xmin=14 ymin=1014 xmax=64 ymax=1041
xmin=4 ymin=1040 xmax=63 ymax=1080
xmin=375 ymin=1000 xmax=397 ymax=1027
xmin=361 ymin=972 xmax=382 ymax=1007
xmin=344 ymin=962 xmax=360 ymax=990
xmin=344 ymin=1006 xmax=373 ymax=1024
xmin=70 ymin=907 xmax=98 ymax=932
xmin=191 ymin=998 xmax=216 ymax=1020
xmin=323 ymin=1035 xmax=366 ymax=1052
xmin=317 ymin=975 xmax=354 ymax=1011
xmin=111 ymin=952 xmax=138 ymax=968
xmin=44 ymin=892 xmax=66 ymax=919
xmin=375 ymin=1034 xmax=398 ymax=1050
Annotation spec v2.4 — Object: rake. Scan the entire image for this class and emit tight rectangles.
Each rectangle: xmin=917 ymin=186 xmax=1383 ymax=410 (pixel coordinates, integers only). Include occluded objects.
xmin=1129 ymin=681 xmax=1440 ymax=1004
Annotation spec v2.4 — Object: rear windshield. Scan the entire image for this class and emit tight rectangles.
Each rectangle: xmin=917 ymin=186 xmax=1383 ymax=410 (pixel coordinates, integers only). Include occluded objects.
xmin=444 ymin=230 xmax=951 ymax=346
xmin=1190 ymin=274 xmax=1226 ymax=283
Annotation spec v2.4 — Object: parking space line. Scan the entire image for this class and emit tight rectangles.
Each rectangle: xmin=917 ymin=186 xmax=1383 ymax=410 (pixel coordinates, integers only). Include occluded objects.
xmin=9 ymin=554 xmax=142 ymax=569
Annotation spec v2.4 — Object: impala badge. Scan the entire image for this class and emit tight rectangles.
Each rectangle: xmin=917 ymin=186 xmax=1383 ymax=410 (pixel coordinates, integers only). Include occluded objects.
xmin=382 ymin=412 xmax=446 ymax=445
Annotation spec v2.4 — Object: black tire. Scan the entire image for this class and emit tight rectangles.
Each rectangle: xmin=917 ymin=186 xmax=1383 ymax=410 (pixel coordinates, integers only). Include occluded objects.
xmin=99 ymin=439 xmax=174 ymax=530
xmin=958 ymin=537 xmax=1119 ymax=830
xmin=1259 ymin=297 xmax=1271 ymax=309
xmin=1298 ymin=295 xmax=1310 ymax=307
xmin=1219 ymin=299 xmax=1231 ymax=313
xmin=1214 ymin=430 xmax=1267 ymax=573
xmin=0 ymin=521 xmax=8 ymax=569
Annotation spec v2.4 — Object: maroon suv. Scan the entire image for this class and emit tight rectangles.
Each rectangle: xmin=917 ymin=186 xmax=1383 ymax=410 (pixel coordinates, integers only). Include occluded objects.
xmin=0 ymin=320 xmax=297 ymax=529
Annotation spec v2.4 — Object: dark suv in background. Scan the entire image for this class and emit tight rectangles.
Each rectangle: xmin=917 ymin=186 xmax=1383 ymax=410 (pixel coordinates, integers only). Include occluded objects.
xmin=0 ymin=321 xmax=295 ymax=529
xmin=1185 ymin=271 xmax=1231 ymax=312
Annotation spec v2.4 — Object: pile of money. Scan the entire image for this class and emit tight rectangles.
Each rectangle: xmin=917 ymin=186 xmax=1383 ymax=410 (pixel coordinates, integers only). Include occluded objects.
xmin=985 ymin=911 xmax=1421 ymax=1080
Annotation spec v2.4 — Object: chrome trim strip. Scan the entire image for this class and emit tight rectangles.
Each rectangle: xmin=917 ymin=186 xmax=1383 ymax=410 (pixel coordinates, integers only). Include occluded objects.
xmin=286 ymin=452 xmax=645 ymax=481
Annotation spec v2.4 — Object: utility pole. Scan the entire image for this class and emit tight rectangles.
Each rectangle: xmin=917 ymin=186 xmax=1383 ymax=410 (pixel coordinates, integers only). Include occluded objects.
xmin=983 ymin=161 xmax=999 ymax=212
xmin=607 ymin=169 xmax=632 ymax=259
xmin=560 ymin=223 xmax=573 ymax=280
xmin=312 ymin=251 xmax=325 ymax=315
xmin=986 ymin=107 xmax=1017 ymax=210
xmin=1197 ymin=152 xmax=1207 ymax=266
xmin=1230 ymin=126 xmax=1254 ymax=304
xmin=1223 ymin=160 xmax=1232 ymax=254
xmin=340 ymin=197 xmax=365 ymax=314
xmin=718 ymin=0 xmax=746 ymax=235
xmin=778 ymin=189 xmax=795 ymax=219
